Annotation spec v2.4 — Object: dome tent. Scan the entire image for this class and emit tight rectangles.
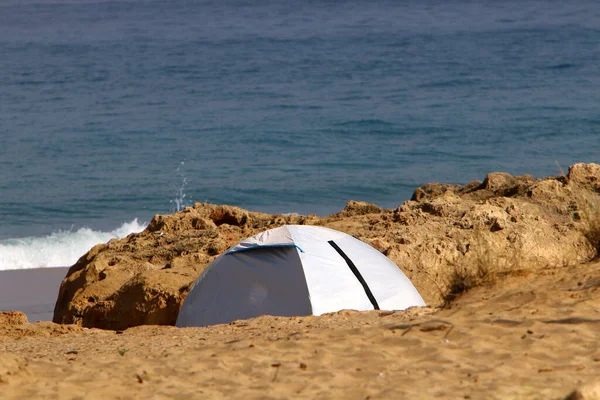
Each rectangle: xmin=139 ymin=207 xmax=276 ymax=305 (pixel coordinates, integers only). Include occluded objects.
xmin=176 ymin=225 xmax=425 ymax=327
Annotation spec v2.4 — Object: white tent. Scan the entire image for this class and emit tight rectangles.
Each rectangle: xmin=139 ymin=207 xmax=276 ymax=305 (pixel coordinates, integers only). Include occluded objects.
xmin=176 ymin=225 xmax=425 ymax=327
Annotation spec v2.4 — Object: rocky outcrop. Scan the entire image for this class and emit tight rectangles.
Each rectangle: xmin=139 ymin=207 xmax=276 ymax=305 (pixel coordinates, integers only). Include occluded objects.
xmin=568 ymin=163 xmax=600 ymax=193
xmin=53 ymin=163 xmax=600 ymax=330
xmin=53 ymin=205 xmax=322 ymax=330
xmin=0 ymin=311 xmax=28 ymax=326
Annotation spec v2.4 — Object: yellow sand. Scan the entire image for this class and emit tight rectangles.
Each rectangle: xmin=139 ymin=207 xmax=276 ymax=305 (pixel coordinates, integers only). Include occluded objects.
xmin=1 ymin=261 xmax=599 ymax=399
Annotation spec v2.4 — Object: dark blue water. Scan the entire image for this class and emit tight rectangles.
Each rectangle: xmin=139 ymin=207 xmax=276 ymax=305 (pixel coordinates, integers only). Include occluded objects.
xmin=1 ymin=0 xmax=599 ymax=249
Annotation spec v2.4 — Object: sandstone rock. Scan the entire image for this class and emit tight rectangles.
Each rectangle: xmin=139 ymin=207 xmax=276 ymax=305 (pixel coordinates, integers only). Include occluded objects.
xmin=53 ymin=164 xmax=600 ymax=330
xmin=209 ymin=205 xmax=248 ymax=226
xmin=0 ymin=311 xmax=28 ymax=326
xmin=147 ymin=205 xmax=218 ymax=232
xmin=53 ymin=203 xmax=304 ymax=330
xmin=368 ymin=238 xmax=390 ymax=254
xmin=411 ymin=183 xmax=462 ymax=201
xmin=338 ymin=200 xmax=382 ymax=216
xmin=72 ymin=270 xmax=191 ymax=330
xmin=483 ymin=172 xmax=535 ymax=197
xmin=483 ymin=172 xmax=514 ymax=194
xmin=569 ymin=163 xmax=600 ymax=193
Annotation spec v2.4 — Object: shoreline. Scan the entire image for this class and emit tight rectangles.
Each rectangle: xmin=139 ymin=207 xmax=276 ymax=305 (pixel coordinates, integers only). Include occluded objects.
xmin=0 ymin=267 xmax=69 ymax=322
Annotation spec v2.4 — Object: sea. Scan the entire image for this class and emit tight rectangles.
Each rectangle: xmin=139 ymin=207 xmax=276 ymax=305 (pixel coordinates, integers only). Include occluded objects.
xmin=1 ymin=0 xmax=599 ymax=271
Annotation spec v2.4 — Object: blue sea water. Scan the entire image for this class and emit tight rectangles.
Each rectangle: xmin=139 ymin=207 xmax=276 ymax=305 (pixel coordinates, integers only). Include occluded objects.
xmin=1 ymin=0 xmax=599 ymax=269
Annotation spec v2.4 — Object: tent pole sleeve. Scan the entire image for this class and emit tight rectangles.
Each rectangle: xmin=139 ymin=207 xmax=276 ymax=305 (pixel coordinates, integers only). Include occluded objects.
xmin=327 ymin=240 xmax=380 ymax=310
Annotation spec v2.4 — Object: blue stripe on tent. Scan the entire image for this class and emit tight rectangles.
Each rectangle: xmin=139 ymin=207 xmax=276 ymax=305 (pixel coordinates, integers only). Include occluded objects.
xmin=224 ymin=243 xmax=304 ymax=255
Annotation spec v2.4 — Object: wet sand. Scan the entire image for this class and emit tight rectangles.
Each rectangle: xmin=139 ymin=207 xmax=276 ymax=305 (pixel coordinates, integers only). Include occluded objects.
xmin=0 ymin=267 xmax=68 ymax=322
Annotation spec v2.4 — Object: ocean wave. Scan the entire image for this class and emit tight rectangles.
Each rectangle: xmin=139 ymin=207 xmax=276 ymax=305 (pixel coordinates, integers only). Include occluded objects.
xmin=0 ymin=219 xmax=146 ymax=271
xmin=334 ymin=119 xmax=394 ymax=127
xmin=544 ymin=63 xmax=576 ymax=70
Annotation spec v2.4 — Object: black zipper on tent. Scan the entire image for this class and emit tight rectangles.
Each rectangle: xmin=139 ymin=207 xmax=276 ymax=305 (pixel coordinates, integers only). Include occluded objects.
xmin=327 ymin=240 xmax=380 ymax=310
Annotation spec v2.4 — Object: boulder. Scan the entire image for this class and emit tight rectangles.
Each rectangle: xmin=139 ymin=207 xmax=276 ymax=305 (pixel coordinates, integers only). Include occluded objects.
xmin=411 ymin=183 xmax=463 ymax=201
xmin=53 ymin=164 xmax=600 ymax=330
xmin=337 ymin=200 xmax=383 ymax=216
xmin=209 ymin=205 xmax=249 ymax=227
xmin=482 ymin=172 xmax=535 ymax=197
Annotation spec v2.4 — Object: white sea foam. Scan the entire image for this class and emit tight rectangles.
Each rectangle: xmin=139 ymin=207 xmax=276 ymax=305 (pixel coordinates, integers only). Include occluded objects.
xmin=0 ymin=219 xmax=147 ymax=271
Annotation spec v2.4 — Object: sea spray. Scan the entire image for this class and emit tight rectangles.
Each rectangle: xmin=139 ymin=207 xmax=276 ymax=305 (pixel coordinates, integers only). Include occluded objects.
xmin=171 ymin=176 xmax=188 ymax=212
xmin=0 ymin=219 xmax=146 ymax=271
xmin=170 ymin=161 xmax=191 ymax=212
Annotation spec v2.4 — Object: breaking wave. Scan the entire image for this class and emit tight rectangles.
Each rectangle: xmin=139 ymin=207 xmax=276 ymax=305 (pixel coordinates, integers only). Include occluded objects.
xmin=0 ymin=219 xmax=146 ymax=271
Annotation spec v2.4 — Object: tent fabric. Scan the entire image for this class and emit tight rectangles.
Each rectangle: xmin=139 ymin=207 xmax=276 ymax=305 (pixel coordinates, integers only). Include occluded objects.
xmin=226 ymin=226 xmax=298 ymax=254
xmin=176 ymin=246 xmax=311 ymax=327
xmin=176 ymin=225 xmax=426 ymax=327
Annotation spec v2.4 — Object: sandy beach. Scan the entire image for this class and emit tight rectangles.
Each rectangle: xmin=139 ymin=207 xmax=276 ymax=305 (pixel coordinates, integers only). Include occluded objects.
xmin=0 ymin=267 xmax=68 ymax=322
xmin=1 ymin=259 xmax=599 ymax=399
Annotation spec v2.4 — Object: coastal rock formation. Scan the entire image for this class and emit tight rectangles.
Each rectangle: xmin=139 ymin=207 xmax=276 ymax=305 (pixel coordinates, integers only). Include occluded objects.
xmin=0 ymin=311 xmax=28 ymax=326
xmin=53 ymin=163 xmax=600 ymax=330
